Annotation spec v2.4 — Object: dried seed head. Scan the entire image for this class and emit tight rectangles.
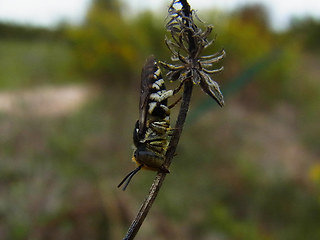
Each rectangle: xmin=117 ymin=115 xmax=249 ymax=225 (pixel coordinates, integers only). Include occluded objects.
xmin=161 ymin=0 xmax=225 ymax=107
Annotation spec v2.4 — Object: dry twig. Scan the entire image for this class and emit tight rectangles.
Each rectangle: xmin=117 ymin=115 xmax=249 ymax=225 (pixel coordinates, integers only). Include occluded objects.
xmin=122 ymin=1 xmax=224 ymax=239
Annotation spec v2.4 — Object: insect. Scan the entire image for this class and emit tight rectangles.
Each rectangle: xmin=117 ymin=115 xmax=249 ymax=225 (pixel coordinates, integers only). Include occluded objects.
xmin=118 ymin=56 xmax=176 ymax=191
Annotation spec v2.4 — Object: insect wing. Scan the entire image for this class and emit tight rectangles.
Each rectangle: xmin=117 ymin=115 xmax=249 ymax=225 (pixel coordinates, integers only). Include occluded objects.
xmin=138 ymin=55 xmax=157 ymax=136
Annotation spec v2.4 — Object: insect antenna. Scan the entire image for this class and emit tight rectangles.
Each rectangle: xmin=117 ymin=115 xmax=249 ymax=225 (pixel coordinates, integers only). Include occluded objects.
xmin=118 ymin=165 xmax=143 ymax=191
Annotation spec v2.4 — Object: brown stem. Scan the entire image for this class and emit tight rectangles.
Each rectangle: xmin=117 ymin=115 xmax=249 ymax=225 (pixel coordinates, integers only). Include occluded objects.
xmin=123 ymin=1 xmax=194 ymax=239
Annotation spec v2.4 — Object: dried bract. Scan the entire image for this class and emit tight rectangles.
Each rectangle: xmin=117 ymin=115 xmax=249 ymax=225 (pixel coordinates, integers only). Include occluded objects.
xmin=160 ymin=0 xmax=225 ymax=106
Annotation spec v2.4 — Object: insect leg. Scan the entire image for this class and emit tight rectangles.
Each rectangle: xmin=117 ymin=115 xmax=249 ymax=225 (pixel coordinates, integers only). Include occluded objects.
xmin=173 ymin=77 xmax=188 ymax=95
xmin=168 ymin=96 xmax=182 ymax=109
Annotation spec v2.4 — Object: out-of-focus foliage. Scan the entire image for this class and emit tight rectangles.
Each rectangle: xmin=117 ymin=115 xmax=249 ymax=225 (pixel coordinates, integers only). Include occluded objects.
xmin=0 ymin=22 xmax=62 ymax=41
xmin=1 ymin=1 xmax=320 ymax=239
xmin=0 ymin=40 xmax=80 ymax=89
xmin=212 ymin=5 xmax=299 ymax=108
xmin=289 ymin=17 xmax=320 ymax=52
xmin=67 ymin=0 xmax=167 ymax=82
xmin=220 ymin=4 xmax=272 ymax=65
xmin=0 ymin=22 xmax=79 ymax=89
xmin=283 ymin=19 xmax=320 ymax=156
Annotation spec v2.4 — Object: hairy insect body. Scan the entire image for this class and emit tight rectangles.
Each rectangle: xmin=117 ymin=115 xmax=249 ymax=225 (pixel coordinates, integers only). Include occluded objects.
xmin=134 ymin=57 xmax=172 ymax=172
xmin=118 ymin=56 xmax=172 ymax=190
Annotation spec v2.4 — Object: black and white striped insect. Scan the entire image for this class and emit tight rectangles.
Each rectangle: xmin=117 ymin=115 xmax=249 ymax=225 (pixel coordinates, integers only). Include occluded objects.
xmin=118 ymin=56 xmax=175 ymax=191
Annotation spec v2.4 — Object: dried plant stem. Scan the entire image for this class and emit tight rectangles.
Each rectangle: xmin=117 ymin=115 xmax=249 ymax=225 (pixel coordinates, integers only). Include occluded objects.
xmin=123 ymin=1 xmax=194 ymax=239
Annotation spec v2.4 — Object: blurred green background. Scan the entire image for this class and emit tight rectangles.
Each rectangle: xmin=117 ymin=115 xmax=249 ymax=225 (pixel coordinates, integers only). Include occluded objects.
xmin=1 ymin=0 xmax=320 ymax=239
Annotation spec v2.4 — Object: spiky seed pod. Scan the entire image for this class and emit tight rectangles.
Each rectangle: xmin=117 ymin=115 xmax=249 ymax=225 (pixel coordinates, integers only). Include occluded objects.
xmin=160 ymin=0 xmax=226 ymax=107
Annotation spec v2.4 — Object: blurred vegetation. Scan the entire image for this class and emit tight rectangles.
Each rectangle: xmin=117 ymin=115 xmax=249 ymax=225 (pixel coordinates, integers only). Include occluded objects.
xmin=0 ymin=22 xmax=63 ymax=41
xmin=0 ymin=22 xmax=80 ymax=89
xmin=289 ymin=16 xmax=320 ymax=52
xmin=67 ymin=0 xmax=167 ymax=82
xmin=0 ymin=39 xmax=82 ymax=89
xmin=0 ymin=0 xmax=320 ymax=239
